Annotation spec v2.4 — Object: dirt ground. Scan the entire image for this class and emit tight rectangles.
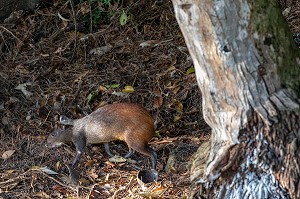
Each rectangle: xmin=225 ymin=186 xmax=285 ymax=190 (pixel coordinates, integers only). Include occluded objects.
xmin=0 ymin=0 xmax=298 ymax=198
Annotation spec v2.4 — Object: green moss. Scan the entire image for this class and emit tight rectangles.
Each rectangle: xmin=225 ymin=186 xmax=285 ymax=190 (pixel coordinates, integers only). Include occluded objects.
xmin=249 ymin=0 xmax=300 ymax=97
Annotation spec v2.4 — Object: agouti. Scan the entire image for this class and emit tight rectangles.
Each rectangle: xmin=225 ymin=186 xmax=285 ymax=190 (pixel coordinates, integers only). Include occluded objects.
xmin=46 ymin=103 xmax=157 ymax=169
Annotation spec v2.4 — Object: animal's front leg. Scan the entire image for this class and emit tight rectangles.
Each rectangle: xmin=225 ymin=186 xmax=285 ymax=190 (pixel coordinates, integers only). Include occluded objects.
xmin=71 ymin=133 xmax=86 ymax=168
xmin=104 ymin=142 xmax=114 ymax=157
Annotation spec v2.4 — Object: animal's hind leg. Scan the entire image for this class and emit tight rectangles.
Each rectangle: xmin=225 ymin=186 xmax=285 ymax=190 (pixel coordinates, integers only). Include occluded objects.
xmin=125 ymin=138 xmax=157 ymax=169
xmin=104 ymin=143 xmax=114 ymax=157
xmin=124 ymin=147 xmax=134 ymax=158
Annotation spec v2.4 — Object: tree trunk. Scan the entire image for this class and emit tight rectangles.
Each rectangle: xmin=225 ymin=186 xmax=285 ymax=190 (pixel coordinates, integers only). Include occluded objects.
xmin=172 ymin=0 xmax=300 ymax=198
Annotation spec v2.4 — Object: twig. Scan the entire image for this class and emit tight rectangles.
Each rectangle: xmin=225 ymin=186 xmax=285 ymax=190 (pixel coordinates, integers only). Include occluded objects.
xmin=0 ymin=25 xmax=23 ymax=45
xmin=68 ymin=80 xmax=83 ymax=109
xmin=37 ymin=170 xmax=78 ymax=192
xmin=68 ymin=0 xmax=77 ymax=60
xmin=88 ymin=0 xmax=93 ymax=33
xmin=0 ymin=169 xmax=31 ymax=186
xmin=40 ymin=110 xmax=52 ymax=127
xmin=112 ymin=176 xmax=134 ymax=199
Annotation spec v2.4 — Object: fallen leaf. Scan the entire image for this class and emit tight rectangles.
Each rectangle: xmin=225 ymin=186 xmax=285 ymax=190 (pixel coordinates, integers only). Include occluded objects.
xmin=39 ymin=167 xmax=59 ymax=175
xmin=186 ymin=67 xmax=195 ymax=74
xmin=173 ymin=99 xmax=183 ymax=113
xmin=173 ymin=114 xmax=181 ymax=122
xmin=154 ymin=96 xmax=163 ymax=108
xmin=15 ymin=82 xmax=34 ymax=98
xmin=89 ymin=44 xmax=113 ymax=56
xmin=2 ymin=117 xmax=9 ymax=125
xmin=79 ymin=1 xmax=90 ymax=14
xmin=139 ymin=40 xmax=159 ymax=48
xmin=31 ymin=166 xmax=41 ymax=170
xmin=153 ymin=87 xmax=163 ymax=108
xmin=86 ymin=91 xmax=98 ymax=105
xmin=105 ymin=84 xmax=120 ymax=89
xmin=119 ymin=10 xmax=128 ymax=26
xmin=98 ymin=85 xmax=108 ymax=92
xmin=55 ymin=161 xmax=61 ymax=171
xmin=15 ymin=64 xmax=29 ymax=74
xmin=122 ymin=86 xmax=134 ymax=93
xmin=84 ymin=160 xmax=95 ymax=167
xmin=152 ymin=186 xmax=167 ymax=195
xmin=88 ymin=168 xmax=98 ymax=179
xmin=112 ymin=91 xmax=128 ymax=97
xmin=109 ymin=155 xmax=127 ymax=163
xmin=2 ymin=150 xmax=15 ymax=159
xmin=79 ymin=178 xmax=91 ymax=186
xmin=52 ymin=185 xmax=68 ymax=194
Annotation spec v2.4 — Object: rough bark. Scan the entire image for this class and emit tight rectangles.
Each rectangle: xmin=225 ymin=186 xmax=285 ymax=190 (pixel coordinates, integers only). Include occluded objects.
xmin=172 ymin=0 xmax=300 ymax=198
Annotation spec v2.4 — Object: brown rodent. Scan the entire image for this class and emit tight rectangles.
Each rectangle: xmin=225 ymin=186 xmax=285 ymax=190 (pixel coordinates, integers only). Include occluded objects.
xmin=46 ymin=103 xmax=157 ymax=169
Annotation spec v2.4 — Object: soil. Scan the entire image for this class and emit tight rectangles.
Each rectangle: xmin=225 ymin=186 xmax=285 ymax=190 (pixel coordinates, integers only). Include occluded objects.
xmin=0 ymin=0 xmax=298 ymax=198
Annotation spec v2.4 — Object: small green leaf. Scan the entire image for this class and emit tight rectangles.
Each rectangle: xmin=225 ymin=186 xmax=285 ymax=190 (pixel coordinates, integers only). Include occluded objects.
xmin=104 ymin=84 xmax=120 ymax=89
xmin=186 ymin=67 xmax=195 ymax=74
xmin=86 ymin=91 xmax=98 ymax=105
xmin=154 ymin=131 xmax=162 ymax=138
xmin=110 ymin=84 xmax=120 ymax=89
xmin=122 ymin=86 xmax=134 ymax=93
xmin=119 ymin=11 xmax=127 ymax=26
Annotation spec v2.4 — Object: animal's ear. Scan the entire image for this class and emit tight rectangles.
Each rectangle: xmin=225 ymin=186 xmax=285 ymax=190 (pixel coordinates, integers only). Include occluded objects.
xmin=59 ymin=115 xmax=74 ymax=125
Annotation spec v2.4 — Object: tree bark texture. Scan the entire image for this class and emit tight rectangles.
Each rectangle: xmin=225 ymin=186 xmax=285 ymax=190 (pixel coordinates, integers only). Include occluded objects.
xmin=172 ymin=0 xmax=300 ymax=198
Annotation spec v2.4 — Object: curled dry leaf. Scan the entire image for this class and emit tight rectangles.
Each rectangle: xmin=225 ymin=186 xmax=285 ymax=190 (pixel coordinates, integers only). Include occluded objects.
xmin=89 ymin=44 xmax=113 ymax=56
xmin=39 ymin=167 xmax=59 ymax=175
xmin=79 ymin=1 xmax=90 ymax=14
xmin=84 ymin=160 xmax=95 ymax=167
xmin=15 ymin=82 xmax=34 ymax=98
xmin=2 ymin=117 xmax=9 ymax=125
xmin=2 ymin=150 xmax=15 ymax=160
xmin=109 ymin=155 xmax=127 ymax=163
xmin=154 ymin=96 xmax=163 ymax=108
xmin=122 ymin=86 xmax=135 ymax=93
xmin=153 ymin=87 xmax=163 ymax=108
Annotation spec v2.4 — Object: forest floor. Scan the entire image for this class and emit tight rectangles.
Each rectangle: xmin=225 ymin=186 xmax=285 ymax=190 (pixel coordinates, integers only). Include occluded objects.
xmin=0 ymin=0 xmax=298 ymax=198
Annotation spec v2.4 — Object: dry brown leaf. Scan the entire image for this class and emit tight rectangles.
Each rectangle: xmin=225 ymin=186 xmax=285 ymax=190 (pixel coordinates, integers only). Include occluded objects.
xmin=2 ymin=150 xmax=15 ymax=159
xmin=79 ymin=1 xmax=90 ymax=14
xmin=79 ymin=178 xmax=91 ymax=186
xmin=109 ymin=155 xmax=127 ymax=163
xmin=152 ymin=186 xmax=167 ymax=195
xmin=153 ymin=87 xmax=163 ymax=108
xmin=84 ymin=160 xmax=95 ymax=167
xmin=172 ymin=86 xmax=181 ymax=94
xmin=98 ymin=85 xmax=108 ymax=92
xmin=55 ymin=161 xmax=61 ymax=171
xmin=2 ymin=117 xmax=9 ymax=125
xmin=173 ymin=99 xmax=183 ymax=113
xmin=15 ymin=64 xmax=29 ymax=74
xmin=154 ymin=96 xmax=163 ymax=108
xmin=88 ymin=168 xmax=99 ymax=179
xmin=173 ymin=114 xmax=181 ymax=122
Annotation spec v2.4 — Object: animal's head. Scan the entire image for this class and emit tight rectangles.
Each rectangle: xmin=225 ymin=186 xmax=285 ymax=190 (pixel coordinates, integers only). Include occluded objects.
xmin=46 ymin=127 xmax=69 ymax=148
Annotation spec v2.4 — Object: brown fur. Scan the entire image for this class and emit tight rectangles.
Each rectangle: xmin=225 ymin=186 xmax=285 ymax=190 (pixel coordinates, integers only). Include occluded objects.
xmin=47 ymin=103 xmax=157 ymax=169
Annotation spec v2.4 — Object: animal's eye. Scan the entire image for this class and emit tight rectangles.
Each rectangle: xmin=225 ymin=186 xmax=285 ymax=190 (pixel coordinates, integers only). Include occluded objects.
xmin=51 ymin=130 xmax=60 ymax=137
